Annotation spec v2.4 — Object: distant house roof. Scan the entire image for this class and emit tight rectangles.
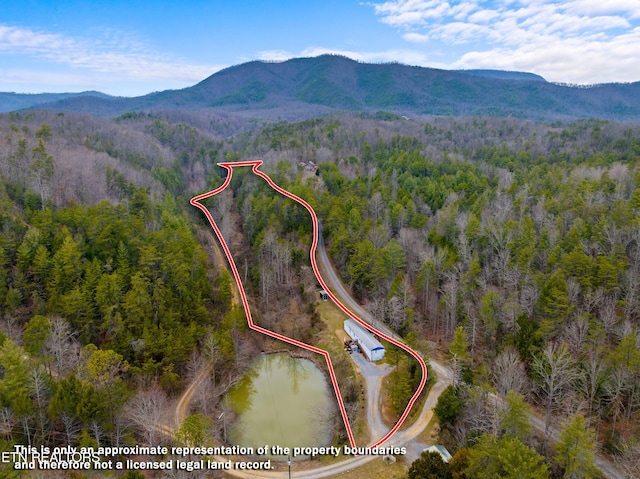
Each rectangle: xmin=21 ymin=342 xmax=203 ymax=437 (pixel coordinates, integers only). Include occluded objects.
xmin=424 ymin=445 xmax=452 ymax=463
xmin=344 ymin=319 xmax=384 ymax=353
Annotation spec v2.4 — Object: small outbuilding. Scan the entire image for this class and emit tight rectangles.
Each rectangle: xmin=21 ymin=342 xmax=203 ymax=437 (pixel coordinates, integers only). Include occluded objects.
xmin=319 ymin=290 xmax=329 ymax=301
xmin=343 ymin=319 xmax=385 ymax=362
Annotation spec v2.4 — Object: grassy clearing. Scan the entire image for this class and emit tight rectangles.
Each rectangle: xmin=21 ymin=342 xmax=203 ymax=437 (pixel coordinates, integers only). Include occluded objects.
xmin=316 ymin=299 xmax=348 ymax=331
xmin=416 ymin=410 xmax=439 ymax=444
xmin=314 ymin=299 xmax=369 ymax=447
xmin=323 ymin=456 xmax=409 ymax=479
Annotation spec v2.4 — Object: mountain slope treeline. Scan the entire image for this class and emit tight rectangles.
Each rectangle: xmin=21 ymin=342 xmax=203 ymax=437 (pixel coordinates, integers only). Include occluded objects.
xmin=1 ymin=109 xmax=640 ymax=476
xmin=3 ymin=55 xmax=640 ymax=122
xmin=0 ymin=111 xmax=263 ymax=463
xmin=227 ymin=114 xmax=640 ymax=476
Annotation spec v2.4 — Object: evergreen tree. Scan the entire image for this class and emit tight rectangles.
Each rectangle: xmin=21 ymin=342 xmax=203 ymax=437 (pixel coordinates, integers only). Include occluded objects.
xmin=499 ymin=391 xmax=531 ymax=442
xmin=555 ymin=415 xmax=599 ymax=479
xmin=449 ymin=326 xmax=470 ymax=383
xmin=23 ymin=315 xmax=50 ymax=357
xmin=465 ymin=434 xmax=549 ymax=479
xmin=176 ymin=414 xmax=214 ymax=448
xmin=408 ymin=450 xmax=452 ymax=479
xmin=30 ymin=138 xmax=54 ymax=210
xmin=435 ymin=384 xmax=463 ymax=427
xmin=537 ymin=271 xmax=574 ymax=338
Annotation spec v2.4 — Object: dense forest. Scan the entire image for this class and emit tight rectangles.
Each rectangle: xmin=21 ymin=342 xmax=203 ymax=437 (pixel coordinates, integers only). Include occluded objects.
xmin=1 ymin=109 xmax=640 ymax=478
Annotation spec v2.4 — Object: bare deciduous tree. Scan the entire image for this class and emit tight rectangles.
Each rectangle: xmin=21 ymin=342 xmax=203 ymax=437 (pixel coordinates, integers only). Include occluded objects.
xmin=440 ymin=276 xmax=459 ymax=338
xmin=125 ymin=386 xmax=169 ymax=446
xmin=599 ymin=295 xmax=619 ymax=337
xmin=29 ymin=368 xmax=51 ymax=442
xmin=44 ymin=317 xmax=79 ymax=377
xmin=562 ymin=314 xmax=590 ymax=357
xmin=532 ymin=342 xmax=577 ymax=450
xmin=0 ymin=407 xmax=16 ymax=442
xmin=492 ymin=347 xmax=530 ymax=398
xmin=616 ymin=439 xmax=640 ymax=479
xmin=369 ymin=191 xmax=384 ymax=221
xmin=454 ymin=387 xmax=498 ymax=446
xmin=0 ymin=317 xmax=23 ymax=345
xmin=577 ymin=351 xmax=608 ymax=419
xmin=60 ymin=412 xmax=80 ymax=445
xmin=520 ymin=282 xmax=539 ymax=318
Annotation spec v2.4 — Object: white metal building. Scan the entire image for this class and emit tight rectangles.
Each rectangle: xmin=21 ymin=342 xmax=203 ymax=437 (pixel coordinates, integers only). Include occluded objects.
xmin=423 ymin=445 xmax=452 ymax=463
xmin=343 ymin=319 xmax=385 ymax=362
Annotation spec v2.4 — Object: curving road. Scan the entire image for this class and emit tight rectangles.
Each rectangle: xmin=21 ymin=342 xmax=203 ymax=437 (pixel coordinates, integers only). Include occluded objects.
xmin=316 ymin=223 xmax=625 ymax=479
xmin=176 ymin=166 xmax=625 ymax=479
xmin=180 ymin=163 xmax=438 ymax=478
xmin=199 ymin=368 xmax=452 ymax=479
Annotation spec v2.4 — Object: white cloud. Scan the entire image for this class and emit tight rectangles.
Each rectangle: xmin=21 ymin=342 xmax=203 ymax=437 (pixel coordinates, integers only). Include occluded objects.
xmin=367 ymin=0 xmax=640 ymax=83
xmin=253 ymin=46 xmax=431 ymax=67
xmin=0 ymin=24 xmax=222 ymax=85
xmin=257 ymin=50 xmax=294 ymax=61
xmin=452 ymin=27 xmax=640 ymax=84
xmin=299 ymin=46 xmax=431 ymax=65
xmin=564 ymin=0 xmax=640 ymax=18
xmin=431 ymin=22 xmax=493 ymax=43
xmin=373 ymin=0 xmax=456 ymax=26
xmin=0 ymin=68 xmax=92 ymax=89
xmin=0 ymin=25 xmax=74 ymax=56
xmin=468 ymin=9 xmax=500 ymax=23
xmin=403 ymin=32 xmax=431 ymax=42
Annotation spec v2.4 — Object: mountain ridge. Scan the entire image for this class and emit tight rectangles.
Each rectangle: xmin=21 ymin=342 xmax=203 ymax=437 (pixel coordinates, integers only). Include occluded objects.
xmin=3 ymin=55 xmax=640 ymax=121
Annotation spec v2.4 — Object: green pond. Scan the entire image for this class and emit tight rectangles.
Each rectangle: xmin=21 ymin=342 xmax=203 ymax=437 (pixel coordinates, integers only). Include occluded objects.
xmin=226 ymin=353 xmax=335 ymax=458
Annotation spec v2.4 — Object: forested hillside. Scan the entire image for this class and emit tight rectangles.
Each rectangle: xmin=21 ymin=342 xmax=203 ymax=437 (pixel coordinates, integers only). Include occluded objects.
xmin=219 ymin=115 xmax=640 ymax=476
xmin=7 ymin=56 xmax=640 ymax=121
xmin=0 ymin=111 xmax=264 ymax=473
xmin=1 ymin=109 xmax=640 ymax=477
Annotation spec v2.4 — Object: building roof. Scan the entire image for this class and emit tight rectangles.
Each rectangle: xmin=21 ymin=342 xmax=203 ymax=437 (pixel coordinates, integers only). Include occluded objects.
xmin=424 ymin=445 xmax=452 ymax=463
xmin=343 ymin=319 xmax=384 ymax=352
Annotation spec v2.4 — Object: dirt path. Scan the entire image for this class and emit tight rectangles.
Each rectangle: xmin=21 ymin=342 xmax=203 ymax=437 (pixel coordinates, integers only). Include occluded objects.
xmin=206 ymin=226 xmax=240 ymax=306
xmin=174 ymin=365 xmax=211 ymax=428
xmin=175 ymin=165 xmax=626 ymax=479
xmin=170 ymin=227 xmax=236 ymax=429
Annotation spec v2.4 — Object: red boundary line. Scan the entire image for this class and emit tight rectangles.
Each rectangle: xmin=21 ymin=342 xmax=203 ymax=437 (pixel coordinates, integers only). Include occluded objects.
xmin=190 ymin=160 xmax=427 ymax=449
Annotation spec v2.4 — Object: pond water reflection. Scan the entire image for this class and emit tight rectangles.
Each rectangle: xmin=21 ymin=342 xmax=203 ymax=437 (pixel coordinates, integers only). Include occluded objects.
xmin=226 ymin=353 xmax=335 ymax=459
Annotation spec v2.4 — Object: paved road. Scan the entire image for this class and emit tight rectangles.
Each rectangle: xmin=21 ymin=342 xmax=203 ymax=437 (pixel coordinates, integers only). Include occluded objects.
xmin=203 ymin=367 xmax=453 ymax=479
xmin=350 ymin=352 xmax=392 ymax=440
xmin=177 ymin=198 xmax=625 ymax=479
xmin=315 ymin=224 xmax=626 ymax=479
xmin=316 ymin=227 xmax=395 ymax=341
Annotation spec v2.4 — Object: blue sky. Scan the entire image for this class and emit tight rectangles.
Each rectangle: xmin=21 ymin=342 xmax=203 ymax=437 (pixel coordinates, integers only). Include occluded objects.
xmin=1 ymin=0 xmax=640 ymax=96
